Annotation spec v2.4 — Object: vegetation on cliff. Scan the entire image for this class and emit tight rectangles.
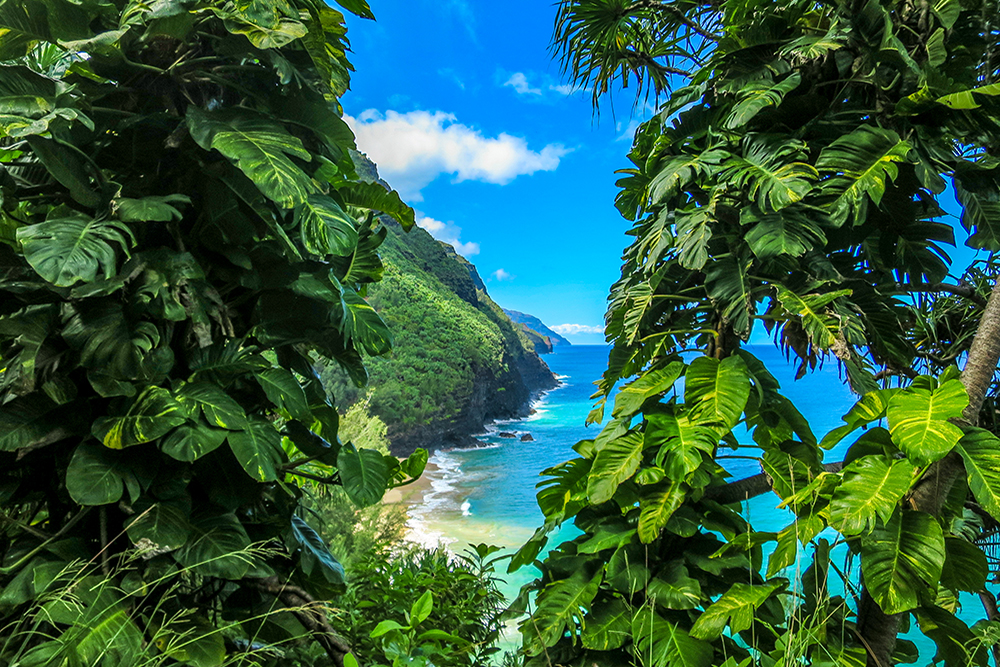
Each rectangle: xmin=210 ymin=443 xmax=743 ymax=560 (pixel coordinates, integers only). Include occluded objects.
xmin=321 ymin=172 xmax=556 ymax=454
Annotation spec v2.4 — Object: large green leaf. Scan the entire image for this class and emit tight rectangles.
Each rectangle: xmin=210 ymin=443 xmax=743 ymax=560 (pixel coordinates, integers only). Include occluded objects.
xmin=114 ymin=194 xmax=191 ymax=222
xmin=17 ymin=214 xmax=133 ymax=287
xmin=646 ymin=560 xmax=702 ymax=610
xmin=295 ymin=194 xmax=358 ymax=257
xmin=0 ymin=394 xmax=63 ymax=451
xmin=126 ymin=499 xmax=191 ymax=552
xmin=338 ymin=181 xmax=416 ymax=230
xmin=341 ymin=288 xmax=391 ymax=356
xmin=612 ymin=362 xmax=684 ymax=418
xmin=337 ymin=443 xmax=390 ymax=507
xmin=228 ymin=417 xmax=285 ymax=482
xmin=860 ymin=509 xmax=946 ymax=614
xmin=819 ymin=389 xmax=896 ymax=449
xmin=288 ymin=515 xmax=346 ymax=595
xmin=187 ymin=106 xmax=314 ymax=209
xmin=331 ymin=220 xmax=386 ymax=284
xmin=887 ymin=380 xmax=966 ymax=466
xmin=522 ymin=569 xmax=602 ymax=655
xmin=646 ymin=411 xmax=716 ymax=482
xmin=940 ymin=537 xmax=987 ymax=593
xmin=690 ymin=581 xmax=783 ymax=640
xmin=721 ymin=138 xmax=817 ymax=212
xmin=684 ymin=355 xmax=751 ymax=429
xmin=254 ymin=367 xmax=313 ymax=422
xmin=175 ymin=382 xmax=247 ymax=430
xmin=724 ymin=72 xmax=801 ymax=129
xmin=25 ymin=136 xmax=101 ymax=208
xmin=775 ymin=287 xmax=852 ymax=351
xmin=816 ymin=126 xmax=911 ymax=224
xmin=92 ymin=387 xmax=186 ymax=449
xmin=955 ymin=429 xmax=1000 ymax=519
xmin=632 ymin=607 xmax=712 ymax=667
xmin=648 ymin=149 xmax=727 ymax=202
xmin=638 ymin=481 xmax=686 ymax=543
xmin=587 ymin=431 xmax=644 ymax=504
xmin=174 ymin=511 xmax=252 ymax=580
xmin=66 ymin=443 xmax=138 ymax=506
xmin=580 ymin=598 xmax=632 ymax=650
xmin=160 ymin=421 xmax=228 ymax=462
xmin=828 ymin=455 xmax=914 ymax=535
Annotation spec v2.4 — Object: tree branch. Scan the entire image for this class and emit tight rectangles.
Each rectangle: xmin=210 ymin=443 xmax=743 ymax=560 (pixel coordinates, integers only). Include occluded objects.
xmin=893 ymin=281 xmax=987 ymax=307
xmin=704 ymin=461 xmax=845 ymax=505
xmin=628 ymin=0 xmax=722 ymax=42
xmin=248 ymin=576 xmax=353 ymax=667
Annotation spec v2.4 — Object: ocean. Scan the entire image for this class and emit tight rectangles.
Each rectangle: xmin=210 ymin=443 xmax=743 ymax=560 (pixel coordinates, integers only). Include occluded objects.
xmin=401 ymin=344 xmax=976 ymax=658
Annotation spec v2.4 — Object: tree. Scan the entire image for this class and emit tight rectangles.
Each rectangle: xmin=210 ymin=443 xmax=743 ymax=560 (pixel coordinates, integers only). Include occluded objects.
xmin=515 ymin=0 xmax=1000 ymax=665
xmin=0 ymin=0 xmax=425 ymax=664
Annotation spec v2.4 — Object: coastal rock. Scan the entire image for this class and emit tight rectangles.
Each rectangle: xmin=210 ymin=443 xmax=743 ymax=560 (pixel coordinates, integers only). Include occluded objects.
xmin=520 ymin=433 xmax=534 ymax=442
xmin=498 ymin=432 xmax=517 ymax=439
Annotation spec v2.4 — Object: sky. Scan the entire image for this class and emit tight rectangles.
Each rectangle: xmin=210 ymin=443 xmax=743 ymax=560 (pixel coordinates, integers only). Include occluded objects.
xmin=339 ymin=0 xmax=650 ymax=345
xmin=339 ymin=0 xmax=982 ymax=348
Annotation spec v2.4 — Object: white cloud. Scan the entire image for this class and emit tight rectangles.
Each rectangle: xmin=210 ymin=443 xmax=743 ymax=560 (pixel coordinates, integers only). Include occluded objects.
xmin=549 ymin=83 xmax=580 ymax=96
xmin=504 ymin=72 xmax=542 ymax=96
xmin=551 ymin=324 xmax=605 ymax=335
xmin=345 ymin=109 xmax=569 ymax=201
xmin=491 ymin=268 xmax=513 ymax=281
xmin=416 ymin=215 xmax=480 ymax=258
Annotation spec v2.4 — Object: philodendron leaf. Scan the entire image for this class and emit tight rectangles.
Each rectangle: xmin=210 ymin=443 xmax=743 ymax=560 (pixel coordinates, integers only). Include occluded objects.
xmin=92 ymin=387 xmax=187 ymax=449
xmin=254 ymin=368 xmax=313 ymax=422
xmin=612 ymin=362 xmax=685 ymax=418
xmin=690 ymin=581 xmax=784 ymax=640
xmin=956 ymin=429 xmax=1000 ymax=519
xmin=581 ymin=598 xmax=631 ymax=650
xmin=296 ymin=194 xmax=358 ymax=256
xmin=646 ymin=560 xmax=702 ymax=610
xmin=887 ymin=379 xmax=967 ymax=466
xmin=228 ymin=417 xmax=285 ymax=482
xmin=522 ymin=569 xmax=602 ymax=655
xmin=126 ymin=499 xmax=191 ymax=552
xmin=17 ymin=214 xmax=133 ymax=287
xmin=337 ymin=181 xmax=415 ymax=230
xmin=940 ymin=537 xmax=988 ymax=593
xmin=161 ymin=421 xmax=228 ymax=462
xmin=685 ymin=355 xmax=751 ymax=429
xmin=637 ymin=481 xmax=687 ymax=543
xmin=288 ymin=515 xmax=345 ymax=594
xmin=861 ymin=509 xmax=946 ymax=614
xmin=114 ymin=195 xmax=191 ymax=222
xmin=186 ymin=106 xmax=314 ymax=209
xmin=341 ymin=288 xmax=391 ymax=356
xmin=587 ymin=431 xmax=644 ymax=504
xmin=828 ymin=455 xmax=914 ymax=535
xmin=66 ymin=443 xmax=137 ymax=506
xmin=174 ymin=511 xmax=252 ymax=580
xmin=174 ymin=382 xmax=247 ymax=430
xmin=632 ymin=607 xmax=712 ymax=667
xmin=337 ymin=444 xmax=391 ymax=506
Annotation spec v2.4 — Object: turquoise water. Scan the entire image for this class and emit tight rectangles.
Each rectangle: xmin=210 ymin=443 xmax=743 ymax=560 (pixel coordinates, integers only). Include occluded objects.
xmin=403 ymin=345 xmax=977 ymax=657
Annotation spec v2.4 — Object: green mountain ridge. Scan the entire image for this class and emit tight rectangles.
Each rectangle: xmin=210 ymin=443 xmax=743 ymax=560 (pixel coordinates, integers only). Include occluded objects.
xmin=320 ymin=156 xmax=557 ymax=456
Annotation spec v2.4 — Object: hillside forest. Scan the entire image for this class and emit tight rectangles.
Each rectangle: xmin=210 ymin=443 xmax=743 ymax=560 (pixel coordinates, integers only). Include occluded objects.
xmin=0 ymin=0 xmax=999 ymax=667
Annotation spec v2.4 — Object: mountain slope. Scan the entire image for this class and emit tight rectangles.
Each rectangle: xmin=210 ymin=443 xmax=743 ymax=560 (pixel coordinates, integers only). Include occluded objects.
xmin=320 ymin=158 xmax=556 ymax=455
xmin=503 ymin=310 xmax=572 ymax=348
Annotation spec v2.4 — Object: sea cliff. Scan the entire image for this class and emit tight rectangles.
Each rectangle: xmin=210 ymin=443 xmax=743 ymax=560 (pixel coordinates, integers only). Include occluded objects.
xmin=320 ymin=156 xmax=558 ymax=456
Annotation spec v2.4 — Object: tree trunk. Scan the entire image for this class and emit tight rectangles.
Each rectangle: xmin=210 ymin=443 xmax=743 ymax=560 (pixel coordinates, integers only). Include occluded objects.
xmin=858 ymin=278 xmax=1000 ymax=666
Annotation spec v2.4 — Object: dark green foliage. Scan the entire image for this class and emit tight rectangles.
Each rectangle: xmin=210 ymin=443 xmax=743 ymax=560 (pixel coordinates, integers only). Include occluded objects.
xmin=0 ymin=0 xmax=427 ymax=663
xmin=320 ymin=220 xmax=552 ymax=449
xmin=335 ymin=545 xmax=507 ymax=667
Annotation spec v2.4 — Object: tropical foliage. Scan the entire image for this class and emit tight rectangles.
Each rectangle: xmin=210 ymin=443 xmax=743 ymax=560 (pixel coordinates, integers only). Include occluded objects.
xmin=514 ymin=0 xmax=1000 ymax=665
xmin=0 ymin=0 xmax=428 ymax=664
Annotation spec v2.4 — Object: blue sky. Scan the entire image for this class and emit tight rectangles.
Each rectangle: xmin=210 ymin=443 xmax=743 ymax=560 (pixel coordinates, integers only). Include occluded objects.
xmin=340 ymin=0 xmax=983 ymax=348
xmin=341 ymin=0 xmax=648 ymax=345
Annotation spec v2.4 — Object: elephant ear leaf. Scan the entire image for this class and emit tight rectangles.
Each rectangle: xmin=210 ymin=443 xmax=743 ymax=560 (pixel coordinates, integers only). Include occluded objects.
xmin=186 ymin=106 xmax=314 ymax=209
xmin=288 ymin=515 xmax=346 ymax=595
xmin=17 ymin=214 xmax=134 ymax=286
xmin=860 ymin=509 xmax=945 ymax=614
xmin=955 ymin=429 xmax=1000 ymax=519
xmin=690 ymin=582 xmax=783 ymax=640
xmin=227 ymin=417 xmax=285 ymax=482
xmin=92 ymin=387 xmax=186 ymax=449
xmin=887 ymin=379 xmax=967 ymax=466
xmin=828 ymin=455 xmax=914 ymax=535
xmin=66 ymin=443 xmax=139 ymax=506
xmin=337 ymin=181 xmax=415 ymax=230
xmin=341 ymin=288 xmax=391 ymax=355
xmin=296 ymin=194 xmax=358 ymax=257
xmin=337 ymin=443 xmax=390 ymax=507
xmin=685 ymin=355 xmax=751 ymax=429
